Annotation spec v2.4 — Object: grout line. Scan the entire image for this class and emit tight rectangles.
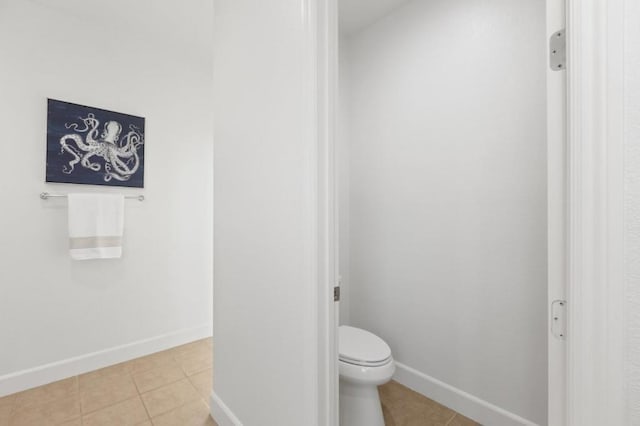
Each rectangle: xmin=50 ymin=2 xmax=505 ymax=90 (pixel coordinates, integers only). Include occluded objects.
xmin=8 ymin=396 xmax=16 ymax=422
xmin=149 ymin=396 xmax=203 ymax=422
xmin=186 ymin=375 xmax=198 ymax=389
xmin=136 ymin=375 xmax=187 ymax=396
xmin=445 ymin=413 xmax=457 ymax=425
xmin=79 ymin=376 xmax=141 ymax=417
xmin=139 ymin=391 xmax=154 ymax=424
xmin=148 ymin=400 xmax=196 ymax=421
xmin=145 ymin=379 xmax=203 ymax=421
xmin=186 ymin=357 xmax=214 ymax=377
xmin=74 ymin=374 xmax=83 ymax=418
xmin=132 ymin=368 xmax=153 ymax=424
xmin=176 ymin=361 xmax=190 ymax=378
xmin=81 ymin=395 xmax=138 ymax=416
xmin=132 ymin=371 xmax=143 ymax=395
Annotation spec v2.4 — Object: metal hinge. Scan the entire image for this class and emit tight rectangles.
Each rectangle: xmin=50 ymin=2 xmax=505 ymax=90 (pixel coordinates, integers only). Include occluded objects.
xmin=334 ymin=286 xmax=340 ymax=302
xmin=549 ymin=29 xmax=566 ymax=71
xmin=551 ymin=300 xmax=567 ymax=340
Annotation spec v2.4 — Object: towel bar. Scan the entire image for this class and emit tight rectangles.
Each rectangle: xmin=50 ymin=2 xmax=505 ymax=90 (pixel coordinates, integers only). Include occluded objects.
xmin=40 ymin=192 xmax=145 ymax=202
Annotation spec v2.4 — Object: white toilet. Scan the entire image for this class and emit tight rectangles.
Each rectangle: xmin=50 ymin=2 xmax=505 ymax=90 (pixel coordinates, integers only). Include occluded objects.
xmin=339 ymin=325 xmax=395 ymax=426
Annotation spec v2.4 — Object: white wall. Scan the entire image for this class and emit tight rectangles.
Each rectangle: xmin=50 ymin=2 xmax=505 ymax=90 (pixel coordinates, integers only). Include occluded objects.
xmin=0 ymin=0 xmax=213 ymax=394
xmin=212 ymin=0 xmax=320 ymax=424
xmin=340 ymin=0 xmax=547 ymax=424
xmin=339 ymin=0 xmax=412 ymax=34
xmin=338 ymin=35 xmax=352 ymax=325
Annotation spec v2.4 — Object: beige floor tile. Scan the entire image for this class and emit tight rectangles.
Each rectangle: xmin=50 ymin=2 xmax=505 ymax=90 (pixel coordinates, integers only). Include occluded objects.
xmin=59 ymin=418 xmax=82 ymax=426
xmin=79 ymin=362 xmax=133 ymax=389
xmin=379 ymin=380 xmax=420 ymax=402
xmin=132 ymin=362 xmax=185 ymax=394
xmin=188 ymin=369 xmax=212 ymax=400
xmin=150 ymin=399 xmax=216 ymax=426
xmin=82 ymin=396 xmax=149 ymax=426
xmin=10 ymin=394 xmax=80 ymax=426
xmin=13 ymin=377 xmax=78 ymax=410
xmin=0 ymin=405 xmax=12 ymax=426
xmin=0 ymin=394 xmax=13 ymax=426
xmin=0 ymin=394 xmax=15 ymax=409
xmin=140 ymin=379 xmax=200 ymax=418
xmin=175 ymin=351 xmax=212 ymax=376
xmin=80 ymin=374 xmax=138 ymax=414
xmin=130 ymin=350 xmax=175 ymax=374
xmin=446 ymin=414 xmax=480 ymax=426
xmin=380 ymin=381 xmax=457 ymax=426
xmin=171 ymin=340 xmax=210 ymax=358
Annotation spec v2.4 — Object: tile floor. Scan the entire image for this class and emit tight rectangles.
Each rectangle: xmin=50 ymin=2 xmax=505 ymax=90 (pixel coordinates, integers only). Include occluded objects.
xmin=379 ymin=380 xmax=479 ymax=426
xmin=0 ymin=338 xmax=478 ymax=426
xmin=0 ymin=338 xmax=214 ymax=426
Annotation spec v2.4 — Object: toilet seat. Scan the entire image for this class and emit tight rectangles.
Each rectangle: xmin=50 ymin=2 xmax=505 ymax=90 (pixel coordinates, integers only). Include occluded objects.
xmin=339 ymin=326 xmax=392 ymax=367
xmin=339 ymin=326 xmax=395 ymax=426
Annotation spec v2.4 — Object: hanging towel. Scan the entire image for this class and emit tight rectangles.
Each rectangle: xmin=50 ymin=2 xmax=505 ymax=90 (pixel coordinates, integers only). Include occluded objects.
xmin=68 ymin=193 xmax=125 ymax=260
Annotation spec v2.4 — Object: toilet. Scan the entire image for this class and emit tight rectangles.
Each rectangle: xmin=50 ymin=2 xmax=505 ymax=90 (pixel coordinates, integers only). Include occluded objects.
xmin=339 ymin=325 xmax=395 ymax=426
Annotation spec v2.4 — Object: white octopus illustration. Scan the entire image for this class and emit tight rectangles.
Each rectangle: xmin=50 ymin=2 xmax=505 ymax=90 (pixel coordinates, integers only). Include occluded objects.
xmin=59 ymin=113 xmax=144 ymax=182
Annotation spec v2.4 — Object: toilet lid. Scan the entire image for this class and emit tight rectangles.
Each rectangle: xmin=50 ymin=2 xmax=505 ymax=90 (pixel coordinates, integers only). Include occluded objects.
xmin=339 ymin=326 xmax=392 ymax=366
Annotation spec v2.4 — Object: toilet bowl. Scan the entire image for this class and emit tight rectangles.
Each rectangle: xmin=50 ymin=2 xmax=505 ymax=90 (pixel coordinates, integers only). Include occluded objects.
xmin=339 ymin=326 xmax=395 ymax=426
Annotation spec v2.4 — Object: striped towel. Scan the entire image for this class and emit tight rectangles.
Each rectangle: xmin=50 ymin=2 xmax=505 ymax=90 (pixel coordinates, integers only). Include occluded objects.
xmin=68 ymin=193 xmax=124 ymax=260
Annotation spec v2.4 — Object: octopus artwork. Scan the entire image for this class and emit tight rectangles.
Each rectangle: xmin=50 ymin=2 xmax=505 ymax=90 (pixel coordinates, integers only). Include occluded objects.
xmin=46 ymin=99 xmax=145 ymax=188
xmin=59 ymin=114 xmax=144 ymax=183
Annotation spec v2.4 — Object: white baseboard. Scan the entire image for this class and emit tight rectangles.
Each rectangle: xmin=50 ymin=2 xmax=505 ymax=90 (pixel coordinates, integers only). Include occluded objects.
xmin=0 ymin=323 xmax=212 ymax=397
xmin=210 ymin=391 xmax=243 ymax=426
xmin=393 ymin=362 xmax=538 ymax=426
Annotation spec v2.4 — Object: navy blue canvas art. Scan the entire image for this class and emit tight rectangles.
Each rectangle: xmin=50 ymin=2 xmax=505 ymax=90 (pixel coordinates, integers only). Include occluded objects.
xmin=46 ymin=99 xmax=145 ymax=188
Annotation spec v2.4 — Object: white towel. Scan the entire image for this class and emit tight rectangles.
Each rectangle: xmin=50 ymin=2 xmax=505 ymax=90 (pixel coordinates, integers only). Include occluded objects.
xmin=68 ymin=193 xmax=124 ymax=260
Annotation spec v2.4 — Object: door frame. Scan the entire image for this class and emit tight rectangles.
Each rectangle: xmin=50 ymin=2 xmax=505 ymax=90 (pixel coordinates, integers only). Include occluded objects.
xmin=317 ymin=0 xmax=629 ymax=424
xmin=315 ymin=0 xmax=340 ymax=425
xmin=565 ymin=0 xmax=626 ymax=425
xmin=547 ymin=0 xmax=567 ymax=424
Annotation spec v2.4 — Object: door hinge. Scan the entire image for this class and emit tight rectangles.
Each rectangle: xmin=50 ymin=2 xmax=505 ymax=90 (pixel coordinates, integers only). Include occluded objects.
xmin=551 ymin=300 xmax=567 ymax=340
xmin=549 ymin=29 xmax=566 ymax=71
xmin=334 ymin=286 xmax=340 ymax=302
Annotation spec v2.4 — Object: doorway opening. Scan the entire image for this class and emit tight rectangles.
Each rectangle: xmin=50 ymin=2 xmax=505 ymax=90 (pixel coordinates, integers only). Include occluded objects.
xmin=332 ymin=1 xmax=566 ymax=425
